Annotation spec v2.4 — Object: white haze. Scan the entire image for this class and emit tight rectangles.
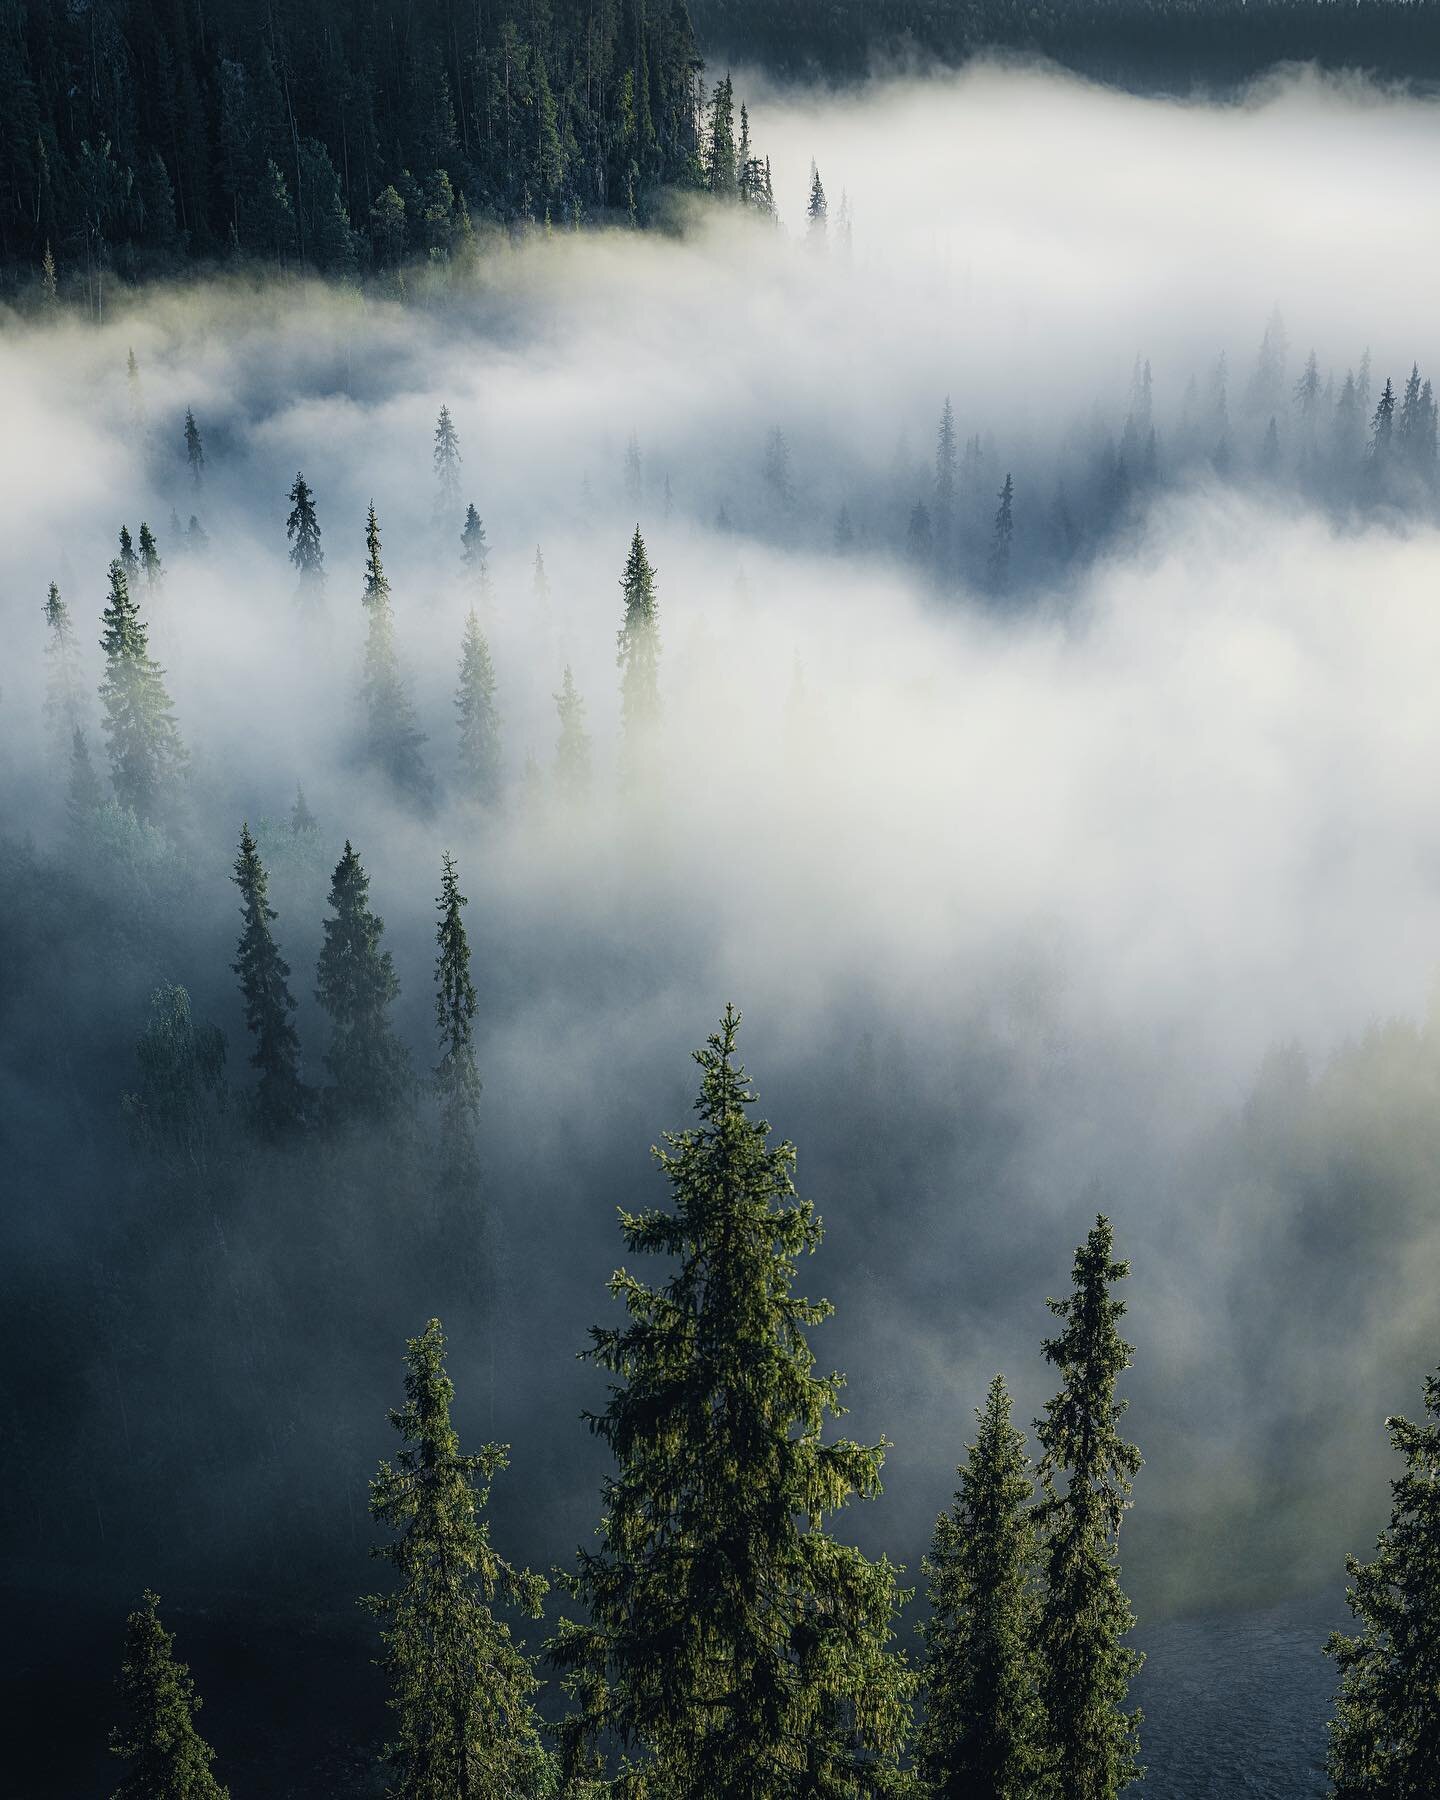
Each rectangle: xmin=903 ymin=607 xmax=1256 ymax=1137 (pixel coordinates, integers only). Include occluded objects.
xmin=5 ymin=60 xmax=1440 ymax=1608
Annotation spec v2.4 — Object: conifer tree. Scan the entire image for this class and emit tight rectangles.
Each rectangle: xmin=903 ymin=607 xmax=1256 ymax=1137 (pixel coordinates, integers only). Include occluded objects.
xmin=184 ymin=407 xmax=205 ymax=487
xmin=705 ymin=74 xmax=738 ymax=196
xmin=291 ymin=783 xmax=318 ymax=835
xmin=43 ymin=581 xmax=86 ymax=751
xmin=990 ymin=474 xmax=1015 ymax=594
xmin=1034 ymin=1216 xmax=1143 ymax=1800
xmin=286 ymin=471 xmax=325 ymax=601
xmin=907 ymin=498 xmax=933 ymax=566
xmin=138 ymin=522 xmax=164 ymax=594
xmin=456 ymin=610 xmax=501 ymax=805
xmin=232 ymin=822 xmax=308 ymax=1137
xmin=365 ymin=1319 xmax=550 ymax=1800
xmin=434 ymin=853 xmax=482 ymax=1174
xmin=67 ymin=726 xmax=104 ymax=828
xmin=316 ymin=841 xmax=412 ymax=1121
xmin=616 ymin=527 xmax=661 ymax=770
xmin=110 ymin=1590 xmax=229 ymax=1800
xmin=460 ymin=505 xmax=490 ymax=595
xmin=187 ymin=515 xmax=210 ymax=552
xmin=1325 ymin=1366 xmax=1440 ymax=1799
xmin=98 ymin=559 xmax=187 ymax=819
xmin=549 ymin=1006 xmax=916 ymax=1796
xmin=624 ymin=432 xmax=643 ymax=508
xmin=807 ymin=161 xmax=828 ymax=241
xmin=1371 ymin=378 xmax=1397 ymax=461
xmin=118 ymin=524 xmax=140 ymax=582
xmin=919 ymin=1374 xmax=1045 ymax=1800
xmin=532 ymin=545 xmax=551 ymax=604
xmin=359 ymin=504 xmax=433 ymax=808
xmin=935 ymin=397 xmax=958 ymax=517
xmin=553 ymin=665 xmax=591 ymax=803
xmin=121 ymin=984 xmax=227 ymax=1170
xmin=434 ymin=404 xmax=462 ymax=518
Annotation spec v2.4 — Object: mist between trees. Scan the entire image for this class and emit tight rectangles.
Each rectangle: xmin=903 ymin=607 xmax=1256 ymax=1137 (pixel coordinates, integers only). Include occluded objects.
xmin=5 ymin=56 xmax=1440 ymax=1798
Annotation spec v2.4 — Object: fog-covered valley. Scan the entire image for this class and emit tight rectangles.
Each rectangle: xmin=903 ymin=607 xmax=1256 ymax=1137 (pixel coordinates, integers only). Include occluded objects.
xmin=5 ymin=57 xmax=1440 ymax=1797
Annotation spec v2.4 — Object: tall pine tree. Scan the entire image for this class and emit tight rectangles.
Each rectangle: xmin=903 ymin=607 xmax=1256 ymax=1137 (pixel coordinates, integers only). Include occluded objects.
xmin=919 ymin=1373 xmax=1045 ymax=1800
xmin=455 ymin=610 xmax=501 ymax=806
xmin=549 ymin=1006 xmax=915 ymax=1796
xmin=184 ymin=407 xmax=205 ymax=487
xmin=553 ymin=664 xmax=591 ymax=804
xmin=434 ymin=853 xmax=481 ymax=1176
xmin=287 ymin=471 xmax=326 ymax=601
xmin=616 ymin=526 xmax=660 ymax=776
xmin=365 ymin=1319 xmax=550 ymax=1800
xmin=138 ymin=522 xmax=164 ymax=594
xmin=434 ymin=405 xmax=463 ymax=519
xmin=110 ymin=1591 xmax=229 ymax=1800
xmin=42 ymin=580 xmax=86 ymax=752
xmin=460 ymin=505 xmax=490 ymax=596
xmin=1326 ymin=1365 xmax=1440 ymax=1799
xmin=98 ymin=559 xmax=187 ymax=818
xmin=359 ymin=504 xmax=433 ymax=808
xmin=1034 ymin=1216 xmax=1143 ymax=1800
xmin=315 ymin=840 xmax=412 ymax=1122
xmin=232 ymin=822 xmax=308 ymax=1136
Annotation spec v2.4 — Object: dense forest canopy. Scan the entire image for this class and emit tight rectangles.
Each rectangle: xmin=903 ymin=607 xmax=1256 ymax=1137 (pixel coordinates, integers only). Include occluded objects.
xmin=0 ymin=0 xmax=712 ymax=275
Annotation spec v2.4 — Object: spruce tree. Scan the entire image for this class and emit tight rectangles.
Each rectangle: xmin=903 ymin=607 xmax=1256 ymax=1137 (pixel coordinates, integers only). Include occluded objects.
xmin=138 ymin=522 xmax=164 ymax=594
xmin=989 ymin=474 xmax=1015 ymax=594
xmin=705 ymin=74 xmax=738 ymax=196
xmin=1326 ymin=1366 xmax=1440 ymax=1799
xmin=286 ymin=471 xmax=326 ymax=601
xmin=118 ymin=524 xmax=140 ymax=582
xmin=1034 ymin=1216 xmax=1143 ymax=1800
xmin=1371 ymin=378 xmax=1397 ymax=461
xmin=456 ymin=610 xmax=502 ymax=805
xmin=43 ymin=581 xmax=86 ymax=751
xmin=184 ymin=407 xmax=205 ymax=487
xmin=919 ymin=1374 xmax=1045 ymax=1800
xmin=807 ymin=161 xmax=827 ymax=242
xmin=110 ymin=1591 xmax=229 ymax=1800
xmin=359 ymin=504 xmax=433 ymax=808
xmin=460 ymin=505 xmax=490 ymax=595
xmin=98 ymin=559 xmax=187 ymax=819
xmin=315 ymin=840 xmax=412 ymax=1121
xmin=366 ymin=1320 xmax=550 ymax=1800
xmin=291 ymin=783 xmax=318 ymax=836
xmin=434 ymin=404 xmax=463 ymax=518
xmin=434 ymin=853 xmax=482 ymax=1173
xmin=935 ymin=397 xmax=958 ymax=533
xmin=549 ymin=1006 xmax=916 ymax=1796
xmin=616 ymin=526 xmax=660 ymax=771
xmin=66 ymin=726 xmax=104 ymax=829
xmin=553 ymin=665 xmax=591 ymax=803
xmin=532 ymin=545 xmax=550 ymax=605
xmin=232 ymin=822 xmax=308 ymax=1137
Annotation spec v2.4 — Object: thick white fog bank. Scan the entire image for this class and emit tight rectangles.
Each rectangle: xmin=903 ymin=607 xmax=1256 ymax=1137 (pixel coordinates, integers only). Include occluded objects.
xmin=6 ymin=59 xmax=1440 ymax=1606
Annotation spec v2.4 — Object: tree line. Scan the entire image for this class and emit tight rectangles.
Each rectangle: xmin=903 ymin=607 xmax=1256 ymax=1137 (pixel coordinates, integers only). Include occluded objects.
xmin=103 ymin=1006 xmax=1440 ymax=1797
xmin=0 ymin=0 xmax=776 ymax=288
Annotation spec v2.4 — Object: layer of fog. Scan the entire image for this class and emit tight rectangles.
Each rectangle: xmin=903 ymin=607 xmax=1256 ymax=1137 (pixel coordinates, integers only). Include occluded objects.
xmin=5 ymin=60 xmax=1440 ymax=1618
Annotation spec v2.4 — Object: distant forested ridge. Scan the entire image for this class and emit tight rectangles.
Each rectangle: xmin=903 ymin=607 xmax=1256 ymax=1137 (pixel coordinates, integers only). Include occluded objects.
xmin=0 ymin=0 xmax=712 ymax=279
xmin=690 ymin=0 xmax=1440 ymax=88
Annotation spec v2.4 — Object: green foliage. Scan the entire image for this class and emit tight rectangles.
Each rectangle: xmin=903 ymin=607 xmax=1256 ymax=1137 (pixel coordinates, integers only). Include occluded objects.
xmin=359 ymin=505 xmax=433 ymax=808
xmin=286 ymin=471 xmax=325 ymax=601
xmin=460 ymin=505 xmax=490 ymax=594
xmin=989 ymin=475 xmax=1015 ymax=594
xmin=616 ymin=527 xmax=660 ymax=770
xmin=232 ymin=822 xmax=308 ymax=1137
xmin=1034 ymin=1216 xmax=1143 ymax=1800
xmin=43 ymin=580 xmax=86 ymax=753
xmin=110 ymin=1590 xmax=229 ymax=1800
xmin=365 ymin=1319 xmax=552 ymax=1800
xmin=122 ymin=983 xmax=227 ymax=1172
xmin=919 ymin=1374 xmax=1045 ymax=1800
xmin=184 ymin=408 xmax=205 ymax=486
xmin=1326 ymin=1367 xmax=1440 ymax=1799
xmin=705 ymin=75 xmax=738 ymax=196
xmin=315 ymin=840 xmax=412 ymax=1122
xmin=98 ymin=559 xmax=187 ymax=820
xmin=434 ymin=406 xmax=463 ymax=518
xmin=434 ymin=853 xmax=482 ymax=1174
xmin=549 ymin=1006 xmax=916 ymax=1797
xmin=455 ymin=609 xmax=501 ymax=806
xmin=138 ymin=523 xmax=164 ymax=593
